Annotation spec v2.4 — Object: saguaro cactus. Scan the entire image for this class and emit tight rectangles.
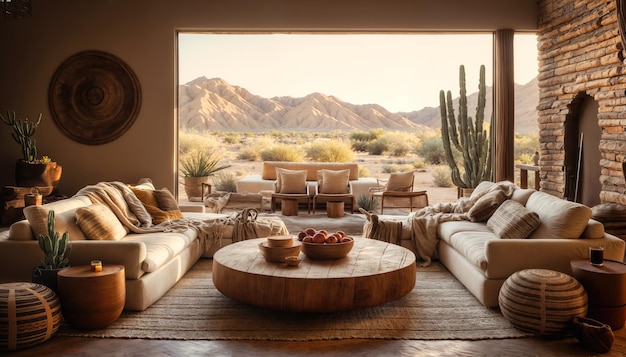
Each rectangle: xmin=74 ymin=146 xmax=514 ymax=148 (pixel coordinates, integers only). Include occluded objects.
xmin=439 ymin=65 xmax=493 ymax=189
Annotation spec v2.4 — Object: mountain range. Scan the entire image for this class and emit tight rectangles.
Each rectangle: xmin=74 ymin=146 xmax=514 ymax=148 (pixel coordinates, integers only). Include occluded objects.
xmin=179 ymin=76 xmax=539 ymax=134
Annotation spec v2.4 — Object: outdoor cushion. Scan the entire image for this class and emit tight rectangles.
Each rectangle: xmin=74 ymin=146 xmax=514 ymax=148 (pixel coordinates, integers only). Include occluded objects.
xmin=386 ymin=171 xmax=414 ymax=191
xmin=276 ymin=168 xmax=308 ymax=194
xmin=319 ymin=169 xmax=350 ymax=194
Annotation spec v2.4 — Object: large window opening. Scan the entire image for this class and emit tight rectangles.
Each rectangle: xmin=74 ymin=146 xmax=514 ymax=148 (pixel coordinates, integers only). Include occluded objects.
xmin=177 ymin=32 xmax=538 ymax=204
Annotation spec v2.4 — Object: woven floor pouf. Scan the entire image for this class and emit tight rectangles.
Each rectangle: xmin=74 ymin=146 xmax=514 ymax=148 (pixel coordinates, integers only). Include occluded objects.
xmin=0 ymin=282 xmax=62 ymax=351
xmin=499 ymin=269 xmax=588 ymax=336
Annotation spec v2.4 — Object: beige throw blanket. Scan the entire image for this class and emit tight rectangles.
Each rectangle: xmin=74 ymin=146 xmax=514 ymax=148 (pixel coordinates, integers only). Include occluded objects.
xmin=75 ymin=182 xmax=283 ymax=251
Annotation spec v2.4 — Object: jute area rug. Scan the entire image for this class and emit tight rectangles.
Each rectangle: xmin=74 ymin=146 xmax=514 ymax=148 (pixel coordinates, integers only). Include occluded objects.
xmin=58 ymin=259 xmax=532 ymax=341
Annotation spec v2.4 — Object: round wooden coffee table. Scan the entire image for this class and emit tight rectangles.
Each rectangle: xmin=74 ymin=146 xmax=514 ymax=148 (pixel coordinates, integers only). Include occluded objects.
xmin=212 ymin=237 xmax=416 ymax=312
xmin=57 ymin=264 xmax=125 ymax=330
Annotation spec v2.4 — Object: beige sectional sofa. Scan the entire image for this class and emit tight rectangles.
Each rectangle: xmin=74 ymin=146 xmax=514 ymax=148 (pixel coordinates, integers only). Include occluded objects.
xmin=364 ymin=181 xmax=626 ymax=307
xmin=0 ymin=180 xmax=286 ymax=311
xmin=235 ymin=161 xmax=379 ymax=208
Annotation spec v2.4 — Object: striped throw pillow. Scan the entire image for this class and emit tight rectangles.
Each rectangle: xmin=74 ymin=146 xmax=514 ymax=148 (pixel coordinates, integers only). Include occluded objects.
xmin=75 ymin=204 xmax=128 ymax=241
xmin=487 ymin=200 xmax=540 ymax=239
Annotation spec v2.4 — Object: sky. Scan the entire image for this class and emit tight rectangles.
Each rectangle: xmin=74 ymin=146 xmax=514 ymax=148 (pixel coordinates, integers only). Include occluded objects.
xmin=178 ymin=33 xmax=538 ymax=113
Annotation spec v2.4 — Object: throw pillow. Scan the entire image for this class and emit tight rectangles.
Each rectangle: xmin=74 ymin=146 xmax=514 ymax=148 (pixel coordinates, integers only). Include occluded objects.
xmin=123 ymin=189 xmax=153 ymax=228
xmin=75 ymin=204 xmax=128 ymax=241
xmin=319 ymin=169 xmax=350 ymax=194
xmin=386 ymin=171 xmax=414 ymax=192
xmin=467 ymin=190 xmax=507 ymax=222
xmin=154 ymin=187 xmax=181 ymax=211
xmin=130 ymin=186 xmax=183 ymax=224
xmin=23 ymin=205 xmax=87 ymax=241
xmin=487 ymin=200 xmax=541 ymax=239
xmin=276 ymin=168 xmax=307 ymax=194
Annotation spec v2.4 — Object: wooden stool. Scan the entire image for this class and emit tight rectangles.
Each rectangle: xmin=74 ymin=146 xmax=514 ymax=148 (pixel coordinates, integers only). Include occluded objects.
xmin=571 ymin=259 xmax=626 ymax=330
xmin=327 ymin=201 xmax=345 ymax=218
xmin=0 ymin=282 xmax=61 ymax=351
xmin=281 ymin=198 xmax=299 ymax=216
xmin=57 ymin=264 xmax=125 ymax=330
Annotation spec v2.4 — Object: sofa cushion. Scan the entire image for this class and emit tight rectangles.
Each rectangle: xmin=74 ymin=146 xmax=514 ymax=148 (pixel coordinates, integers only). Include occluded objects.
xmin=510 ymin=188 xmax=535 ymax=206
xmin=276 ymin=168 xmax=308 ymax=194
xmin=386 ymin=171 xmax=414 ymax=192
xmin=446 ymin=228 xmax=500 ymax=271
xmin=7 ymin=220 xmax=34 ymax=241
xmin=467 ymin=189 xmax=507 ymax=222
xmin=123 ymin=229 xmax=197 ymax=273
xmin=487 ymin=200 xmax=540 ymax=239
xmin=319 ymin=169 xmax=350 ymax=194
xmin=75 ymin=204 xmax=129 ymax=241
xmin=23 ymin=198 xmax=91 ymax=241
xmin=526 ymin=191 xmax=592 ymax=239
xmin=580 ymin=219 xmax=605 ymax=239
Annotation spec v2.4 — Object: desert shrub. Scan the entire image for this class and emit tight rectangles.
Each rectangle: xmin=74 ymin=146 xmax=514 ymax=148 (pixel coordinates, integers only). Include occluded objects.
xmin=179 ymin=132 xmax=222 ymax=156
xmin=261 ymin=143 xmax=306 ymax=162
xmin=212 ymin=172 xmax=237 ymax=192
xmin=412 ymin=160 xmax=428 ymax=169
xmin=306 ymin=140 xmax=355 ymax=162
xmin=351 ymin=140 xmax=370 ymax=152
xmin=357 ymin=194 xmax=378 ymax=212
xmin=358 ymin=166 xmax=370 ymax=178
xmin=384 ymin=131 xmax=416 ymax=157
xmin=516 ymin=153 xmax=533 ymax=164
xmin=367 ymin=138 xmax=389 ymax=155
xmin=417 ymin=137 xmax=447 ymax=165
xmin=223 ymin=133 xmax=240 ymax=144
xmin=382 ymin=164 xmax=398 ymax=173
xmin=514 ymin=133 xmax=540 ymax=161
xmin=237 ymin=147 xmax=261 ymax=161
xmin=431 ymin=166 xmax=453 ymax=187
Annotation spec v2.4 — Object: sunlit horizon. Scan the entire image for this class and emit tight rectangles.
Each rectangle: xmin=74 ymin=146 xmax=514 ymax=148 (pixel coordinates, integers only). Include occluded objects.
xmin=179 ymin=33 xmax=538 ymax=113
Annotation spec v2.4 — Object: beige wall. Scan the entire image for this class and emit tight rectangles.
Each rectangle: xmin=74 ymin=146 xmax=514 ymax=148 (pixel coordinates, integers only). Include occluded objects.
xmin=0 ymin=0 xmax=537 ymax=196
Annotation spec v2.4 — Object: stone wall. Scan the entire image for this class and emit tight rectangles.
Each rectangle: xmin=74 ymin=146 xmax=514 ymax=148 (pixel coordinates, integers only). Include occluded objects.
xmin=538 ymin=0 xmax=626 ymax=203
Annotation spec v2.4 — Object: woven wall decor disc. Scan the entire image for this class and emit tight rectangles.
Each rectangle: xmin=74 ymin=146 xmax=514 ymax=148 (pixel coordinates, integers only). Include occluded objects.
xmin=48 ymin=50 xmax=141 ymax=145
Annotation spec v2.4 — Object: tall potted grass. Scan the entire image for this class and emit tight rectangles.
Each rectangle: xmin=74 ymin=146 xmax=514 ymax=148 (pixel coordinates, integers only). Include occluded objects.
xmin=180 ymin=149 xmax=231 ymax=199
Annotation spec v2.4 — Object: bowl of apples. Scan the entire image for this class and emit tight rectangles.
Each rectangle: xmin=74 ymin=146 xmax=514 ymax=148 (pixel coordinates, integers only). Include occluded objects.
xmin=297 ymin=228 xmax=354 ymax=260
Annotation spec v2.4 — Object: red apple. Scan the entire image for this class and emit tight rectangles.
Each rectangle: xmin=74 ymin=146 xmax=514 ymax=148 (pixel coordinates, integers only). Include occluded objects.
xmin=318 ymin=229 xmax=329 ymax=237
xmin=312 ymin=232 xmax=326 ymax=243
xmin=340 ymin=237 xmax=353 ymax=243
xmin=303 ymin=236 xmax=314 ymax=243
xmin=325 ymin=235 xmax=339 ymax=244
xmin=304 ymin=228 xmax=316 ymax=236
xmin=336 ymin=231 xmax=346 ymax=238
xmin=297 ymin=231 xmax=307 ymax=240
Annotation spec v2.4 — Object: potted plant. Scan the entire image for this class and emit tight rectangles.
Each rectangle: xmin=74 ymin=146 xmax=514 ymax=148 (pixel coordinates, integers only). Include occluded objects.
xmin=439 ymin=65 xmax=493 ymax=197
xmin=180 ymin=149 xmax=231 ymax=199
xmin=32 ymin=210 xmax=71 ymax=292
xmin=0 ymin=111 xmax=62 ymax=194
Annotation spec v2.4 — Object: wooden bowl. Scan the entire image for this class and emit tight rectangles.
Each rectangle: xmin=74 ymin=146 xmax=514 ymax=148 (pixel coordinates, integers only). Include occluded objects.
xmin=301 ymin=238 xmax=354 ymax=260
xmin=258 ymin=241 xmax=302 ymax=263
xmin=266 ymin=236 xmax=295 ymax=248
xmin=284 ymin=255 xmax=301 ymax=267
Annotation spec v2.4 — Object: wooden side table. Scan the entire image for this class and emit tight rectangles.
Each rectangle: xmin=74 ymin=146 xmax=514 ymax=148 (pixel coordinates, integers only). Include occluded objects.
xmin=57 ymin=264 xmax=125 ymax=330
xmin=327 ymin=201 xmax=344 ymax=218
xmin=570 ymin=259 xmax=626 ymax=330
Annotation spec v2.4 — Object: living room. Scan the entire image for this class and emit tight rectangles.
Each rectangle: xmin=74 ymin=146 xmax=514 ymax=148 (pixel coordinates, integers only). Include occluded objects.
xmin=2 ymin=0 xmax=626 ymax=356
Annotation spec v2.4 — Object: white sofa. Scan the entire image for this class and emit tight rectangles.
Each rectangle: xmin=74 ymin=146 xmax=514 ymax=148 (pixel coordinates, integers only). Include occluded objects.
xmin=364 ymin=181 xmax=626 ymax=307
xmin=0 ymin=180 xmax=286 ymax=311
xmin=236 ymin=161 xmax=379 ymax=208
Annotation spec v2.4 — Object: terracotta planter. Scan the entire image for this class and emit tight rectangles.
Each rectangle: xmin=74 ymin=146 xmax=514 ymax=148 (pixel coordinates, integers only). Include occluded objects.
xmin=15 ymin=160 xmax=63 ymax=192
xmin=184 ymin=176 xmax=209 ymax=199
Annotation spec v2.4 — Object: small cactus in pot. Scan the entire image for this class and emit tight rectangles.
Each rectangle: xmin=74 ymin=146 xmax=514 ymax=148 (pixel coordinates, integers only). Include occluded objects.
xmin=33 ymin=210 xmax=71 ymax=291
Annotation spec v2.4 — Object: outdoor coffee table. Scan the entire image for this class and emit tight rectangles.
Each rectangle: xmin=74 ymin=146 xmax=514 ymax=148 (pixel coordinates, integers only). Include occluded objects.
xmin=212 ymin=237 xmax=416 ymax=312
